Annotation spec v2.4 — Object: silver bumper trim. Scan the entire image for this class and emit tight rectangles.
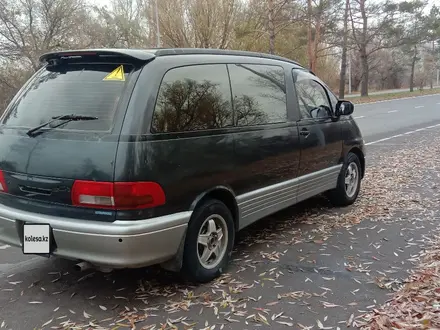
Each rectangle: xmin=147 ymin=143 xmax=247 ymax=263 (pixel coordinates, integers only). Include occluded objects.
xmin=0 ymin=203 xmax=192 ymax=268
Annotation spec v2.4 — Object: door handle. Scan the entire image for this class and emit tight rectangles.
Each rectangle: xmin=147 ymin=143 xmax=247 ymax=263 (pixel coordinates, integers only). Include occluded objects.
xmin=300 ymin=129 xmax=310 ymax=137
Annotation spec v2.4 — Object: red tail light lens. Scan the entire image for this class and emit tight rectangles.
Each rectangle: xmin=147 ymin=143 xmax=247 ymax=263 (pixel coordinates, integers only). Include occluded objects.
xmin=71 ymin=181 xmax=165 ymax=210
xmin=71 ymin=181 xmax=114 ymax=208
xmin=0 ymin=170 xmax=8 ymax=193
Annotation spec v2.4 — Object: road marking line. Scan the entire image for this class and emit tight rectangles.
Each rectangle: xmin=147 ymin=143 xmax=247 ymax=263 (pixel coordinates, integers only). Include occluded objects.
xmin=366 ymin=135 xmax=402 ymax=145
xmin=388 ymin=110 xmax=398 ymax=113
xmin=415 ymin=106 xmax=425 ymax=109
xmin=0 ymin=245 xmax=10 ymax=250
xmin=365 ymin=123 xmax=440 ymax=145
xmin=354 ymin=116 xmax=365 ymax=119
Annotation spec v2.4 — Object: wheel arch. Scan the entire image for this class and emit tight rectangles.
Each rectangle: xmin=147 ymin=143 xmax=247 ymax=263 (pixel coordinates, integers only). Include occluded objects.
xmin=160 ymin=186 xmax=239 ymax=273
xmin=189 ymin=186 xmax=240 ymax=231
xmin=348 ymin=146 xmax=365 ymax=179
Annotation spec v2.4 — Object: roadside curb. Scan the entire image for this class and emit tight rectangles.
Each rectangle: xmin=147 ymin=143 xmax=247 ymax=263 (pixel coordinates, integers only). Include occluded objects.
xmin=354 ymin=92 xmax=440 ymax=106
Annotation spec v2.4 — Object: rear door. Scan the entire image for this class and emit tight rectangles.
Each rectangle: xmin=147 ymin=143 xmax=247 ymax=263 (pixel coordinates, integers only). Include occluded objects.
xmin=292 ymin=69 xmax=343 ymax=201
xmin=228 ymin=63 xmax=301 ymax=229
xmin=0 ymin=53 xmax=142 ymax=221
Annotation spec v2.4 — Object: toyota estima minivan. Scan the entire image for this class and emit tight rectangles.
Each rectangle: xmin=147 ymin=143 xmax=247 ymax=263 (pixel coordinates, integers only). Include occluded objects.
xmin=0 ymin=48 xmax=365 ymax=282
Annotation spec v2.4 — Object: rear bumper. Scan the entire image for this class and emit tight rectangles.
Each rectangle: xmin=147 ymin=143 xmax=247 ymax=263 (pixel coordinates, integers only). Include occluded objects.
xmin=0 ymin=203 xmax=191 ymax=268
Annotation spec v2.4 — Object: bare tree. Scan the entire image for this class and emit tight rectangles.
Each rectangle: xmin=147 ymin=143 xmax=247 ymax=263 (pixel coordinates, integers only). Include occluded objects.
xmin=307 ymin=0 xmax=313 ymax=69
xmin=338 ymin=0 xmax=350 ymax=98
xmin=268 ymin=0 xmax=275 ymax=54
xmin=398 ymin=0 xmax=429 ymax=92
xmin=301 ymin=0 xmax=342 ymax=72
xmin=92 ymin=0 xmax=150 ymax=48
xmin=350 ymin=0 xmax=406 ymax=96
xmin=0 ymin=0 xmax=93 ymax=110
xmin=233 ymin=0 xmax=295 ymax=54
xmin=0 ymin=0 xmax=89 ymax=70
xmin=151 ymin=0 xmax=241 ymax=49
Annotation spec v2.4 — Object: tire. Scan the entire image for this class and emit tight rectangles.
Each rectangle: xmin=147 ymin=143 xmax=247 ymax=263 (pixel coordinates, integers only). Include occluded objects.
xmin=181 ymin=199 xmax=235 ymax=283
xmin=326 ymin=152 xmax=362 ymax=207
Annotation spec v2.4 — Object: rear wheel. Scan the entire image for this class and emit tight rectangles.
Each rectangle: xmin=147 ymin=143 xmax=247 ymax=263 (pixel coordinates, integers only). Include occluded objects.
xmin=326 ymin=152 xmax=362 ymax=206
xmin=181 ymin=199 xmax=235 ymax=283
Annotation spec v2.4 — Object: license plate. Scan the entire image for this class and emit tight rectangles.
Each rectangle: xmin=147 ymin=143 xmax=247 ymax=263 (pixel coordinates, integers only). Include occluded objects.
xmin=23 ymin=224 xmax=51 ymax=254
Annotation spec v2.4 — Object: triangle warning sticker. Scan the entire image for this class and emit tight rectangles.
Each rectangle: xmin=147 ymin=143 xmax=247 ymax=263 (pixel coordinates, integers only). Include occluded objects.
xmin=103 ymin=65 xmax=125 ymax=81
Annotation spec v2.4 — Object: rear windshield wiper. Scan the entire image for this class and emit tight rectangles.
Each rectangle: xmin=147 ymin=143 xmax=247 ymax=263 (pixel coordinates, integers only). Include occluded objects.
xmin=26 ymin=114 xmax=98 ymax=137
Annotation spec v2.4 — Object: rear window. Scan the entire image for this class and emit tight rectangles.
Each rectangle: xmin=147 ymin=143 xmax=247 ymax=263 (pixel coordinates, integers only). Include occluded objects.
xmin=1 ymin=63 xmax=133 ymax=131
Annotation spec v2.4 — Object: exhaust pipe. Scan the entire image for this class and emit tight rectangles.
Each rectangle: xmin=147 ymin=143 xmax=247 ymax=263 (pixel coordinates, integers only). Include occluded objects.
xmin=74 ymin=261 xmax=113 ymax=273
xmin=74 ymin=261 xmax=92 ymax=272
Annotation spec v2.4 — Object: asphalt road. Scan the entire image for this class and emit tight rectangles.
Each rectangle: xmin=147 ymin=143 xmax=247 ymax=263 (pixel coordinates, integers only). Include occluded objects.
xmin=1 ymin=93 xmax=440 ymax=330
xmin=353 ymin=93 xmax=440 ymax=143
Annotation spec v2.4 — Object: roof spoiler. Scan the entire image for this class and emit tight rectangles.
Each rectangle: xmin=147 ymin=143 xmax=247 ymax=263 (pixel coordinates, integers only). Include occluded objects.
xmin=39 ymin=49 xmax=156 ymax=64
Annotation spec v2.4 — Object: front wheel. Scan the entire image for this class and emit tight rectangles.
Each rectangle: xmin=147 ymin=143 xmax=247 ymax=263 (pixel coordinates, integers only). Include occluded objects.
xmin=181 ymin=199 xmax=235 ymax=283
xmin=326 ymin=152 xmax=362 ymax=206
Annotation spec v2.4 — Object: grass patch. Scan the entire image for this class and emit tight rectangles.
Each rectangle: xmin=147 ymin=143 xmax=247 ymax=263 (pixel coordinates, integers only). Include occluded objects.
xmin=348 ymin=88 xmax=440 ymax=104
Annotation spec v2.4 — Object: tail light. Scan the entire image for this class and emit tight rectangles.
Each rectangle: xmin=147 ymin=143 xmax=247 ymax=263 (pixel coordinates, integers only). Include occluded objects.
xmin=71 ymin=181 xmax=165 ymax=210
xmin=0 ymin=170 xmax=8 ymax=193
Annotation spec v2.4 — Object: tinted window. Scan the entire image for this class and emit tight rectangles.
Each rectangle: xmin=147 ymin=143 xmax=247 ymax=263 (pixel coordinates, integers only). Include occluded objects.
xmin=227 ymin=64 xmax=287 ymax=126
xmin=151 ymin=64 xmax=233 ymax=133
xmin=2 ymin=63 xmax=132 ymax=131
xmin=294 ymin=71 xmax=332 ymax=120
xmin=328 ymin=90 xmax=338 ymax=110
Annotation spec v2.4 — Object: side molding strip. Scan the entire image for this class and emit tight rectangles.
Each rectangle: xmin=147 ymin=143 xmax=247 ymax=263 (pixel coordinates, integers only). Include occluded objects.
xmin=236 ymin=165 xmax=342 ymax=230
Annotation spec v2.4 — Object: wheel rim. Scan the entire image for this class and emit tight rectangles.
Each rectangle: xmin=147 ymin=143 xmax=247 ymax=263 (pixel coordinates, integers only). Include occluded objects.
xmin=345 ymin=162 xmax=359 ymax=198
xmin=197 ymin=214 xmax=228 ymax=270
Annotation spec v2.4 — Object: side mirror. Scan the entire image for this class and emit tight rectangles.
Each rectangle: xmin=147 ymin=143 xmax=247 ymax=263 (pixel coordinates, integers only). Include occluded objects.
xmin=335 ymin=100 xmax=354 ymax=117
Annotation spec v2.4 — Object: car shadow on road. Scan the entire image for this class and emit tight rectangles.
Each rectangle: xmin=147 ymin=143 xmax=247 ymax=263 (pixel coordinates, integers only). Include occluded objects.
xmin=71 ymin=193 xmax=335 ymax=285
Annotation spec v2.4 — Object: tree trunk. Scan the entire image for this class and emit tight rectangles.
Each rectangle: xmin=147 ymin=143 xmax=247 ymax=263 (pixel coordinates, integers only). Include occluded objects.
xmin=154 ymin=0 xmax=161 ymax=48
xmin=307 ymin=0 xmax=313 ymax=70
xmin=409 ymin=45 xmax=417 ymax=92
xmin=359 ymin=0 xmax=368 ymax=97
xmin=360 ymin=50 xmax=368 ymax=97
xmin=338 ymin=0 xmax=350 ymax=99
xmin=312 ymin=16 xmax=321 ymax=72
xmin=430 ymin=40 xmax=435 ymax=89
xmin=268 ymin=0 xmax=275 ymax=54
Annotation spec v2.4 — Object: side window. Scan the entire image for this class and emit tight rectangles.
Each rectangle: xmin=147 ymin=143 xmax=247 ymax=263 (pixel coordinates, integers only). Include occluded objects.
xmin=151 ymin=64 xmax=233 ymax=133
xmin=227 ymin=64 xmax=287 ymax=126
xmin=293 ymin=71 xmax=332 ymax=120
